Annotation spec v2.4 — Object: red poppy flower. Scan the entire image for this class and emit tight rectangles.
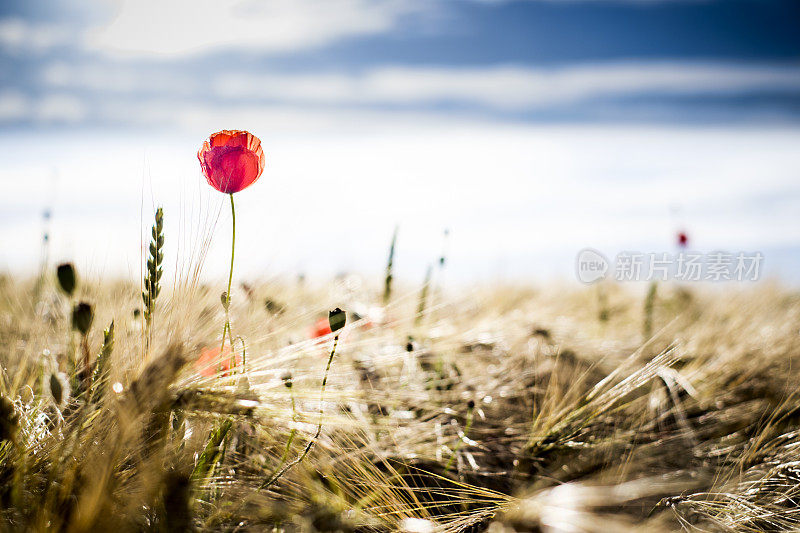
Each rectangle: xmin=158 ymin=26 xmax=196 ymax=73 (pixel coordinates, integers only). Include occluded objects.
xmin=195 ymin=345 xmax=241 ymax=377
xmin=198 ymin=130 xmax=265 ymax=194
xmin=311 ymin=316 xmax=332 ymax=339
xmin=677 ymin=231 xmax=689 ymax=248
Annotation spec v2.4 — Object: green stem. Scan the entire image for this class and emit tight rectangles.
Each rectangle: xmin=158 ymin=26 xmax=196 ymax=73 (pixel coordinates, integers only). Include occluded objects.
xmin=277 ymin=388 xmax=298 ymax=466
xmin=219 ymin=194 xmax=236 ymax=354
xmin=227 ymin=323 xmax=236 ymax=375
xmin=190 ymin=418 xmax=233 ymax=485
xmin=234 ymin=335 xmax=247 ymax=372
xmin=260 ymin=335 xmax=339 ymax=490
xmin=226 ymin=193 xmax=235 ymax=313
xmin=444 ymin=406 xmax=475 ymax=472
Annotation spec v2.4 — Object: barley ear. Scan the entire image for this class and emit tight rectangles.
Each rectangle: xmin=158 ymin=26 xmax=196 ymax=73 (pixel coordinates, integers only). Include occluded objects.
xmin=383 ymin=226 xmax=397 ymax=306
xmin=143 ymin=207 xmax=164 ymax=346
xmin=414 ymin=264 xmax=433 ymax=327
xmin=191 ymin=418 xmax=233 ymax=486
xmin=89 ymin=321 xmax=115 ymax=404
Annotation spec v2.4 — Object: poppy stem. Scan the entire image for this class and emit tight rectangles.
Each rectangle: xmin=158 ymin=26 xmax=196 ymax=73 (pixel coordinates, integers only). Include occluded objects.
xmin=260 ymin=334 xmax=340 ymax=490
xmin=226 ymin=193 xmax=235 ymax=313
xmin=219 ymin=194 xmax=236 ymax=356
xmin=272 ymin=383 xmax=298 ymax=471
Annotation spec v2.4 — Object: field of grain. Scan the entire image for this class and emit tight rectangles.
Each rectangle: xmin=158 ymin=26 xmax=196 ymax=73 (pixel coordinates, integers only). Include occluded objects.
xmin=2 ymin=257 xmax=799 ymax=532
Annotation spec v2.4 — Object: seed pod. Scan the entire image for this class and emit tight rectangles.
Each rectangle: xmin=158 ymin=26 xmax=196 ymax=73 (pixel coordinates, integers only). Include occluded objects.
xmin=328 ymin=307 xmax=346 ymax=333
xmin=72 ymin=302 xmax=94 ymax=335
xmin=50 ymin=373 xmax=63 ymax=405
xmin=56 ymin=263 xmax=77 ymax=296
xmin=0 ymin=395 xmax=18 ymax=442
xmin=281 ymin=372 xmax=293 ymax=388
xmin=220 ymin=291 xmax=230 ymax=311
xmin=264 ymin=298 xmax=285 ymax=315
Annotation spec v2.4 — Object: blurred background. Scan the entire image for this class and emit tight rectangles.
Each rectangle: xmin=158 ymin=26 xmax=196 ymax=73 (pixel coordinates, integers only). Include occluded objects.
xmin=0 ymin=0 xmax=798 ymax=284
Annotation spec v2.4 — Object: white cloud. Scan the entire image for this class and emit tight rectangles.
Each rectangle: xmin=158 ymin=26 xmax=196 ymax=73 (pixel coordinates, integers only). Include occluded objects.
xmin=0 ymin=91 xmax=32 ymax=120
xmin=41 ymin=62 xmax=202 ymax=96
xmin=91 ymin=99 xmax=473 ymax=135
xmin=0 ymin=18 xmax=74 ymax=53
xmin=35 ymin=59 xmax=799 ymax=119
xmin=35 ymin=95 xmax=88 ymax=122
xmin=84 ymin=0 xmax=424 ymax=58
xmin=0 ymin=91 xmax=88 ymax=123
xmin=214 ymin=61 xmax=800 ymax=109
xmin=0 ymin=1 xmax=724 ymax=59
xmin=11 ymin=59 xmax=798 ymax=132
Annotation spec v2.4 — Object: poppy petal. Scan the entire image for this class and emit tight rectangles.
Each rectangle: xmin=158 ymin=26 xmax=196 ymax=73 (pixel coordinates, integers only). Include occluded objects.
xmin=198 ymin=130 xmax=265 ymax=194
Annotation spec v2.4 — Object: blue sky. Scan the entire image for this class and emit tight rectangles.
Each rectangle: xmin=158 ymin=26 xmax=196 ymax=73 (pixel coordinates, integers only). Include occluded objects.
xmin=0 ymin=0 xmax=799 ymax=284
xmin=1 ymin=0 xmax=799 ymax=128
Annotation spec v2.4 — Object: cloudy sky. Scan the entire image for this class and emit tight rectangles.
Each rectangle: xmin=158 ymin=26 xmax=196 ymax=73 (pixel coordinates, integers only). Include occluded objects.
xmin=1 ymin=0 xmax=799 ymax=284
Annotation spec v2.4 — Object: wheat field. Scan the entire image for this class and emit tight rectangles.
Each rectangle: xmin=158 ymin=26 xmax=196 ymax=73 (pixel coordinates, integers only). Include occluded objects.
xmin=1 ymin=257 xmax=799 ymax=532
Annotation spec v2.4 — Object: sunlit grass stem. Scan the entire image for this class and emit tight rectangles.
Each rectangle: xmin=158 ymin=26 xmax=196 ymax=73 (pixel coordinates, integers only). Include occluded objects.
xmin=261 ymin=334 xmax=340 ymax=490
xmin=273 ymin=375 xmax=298 ymax=471
xmin=643 ymin=281 xmax=657 ymax=341
xmin=445 ymin=401 xmax=475 ymax=472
